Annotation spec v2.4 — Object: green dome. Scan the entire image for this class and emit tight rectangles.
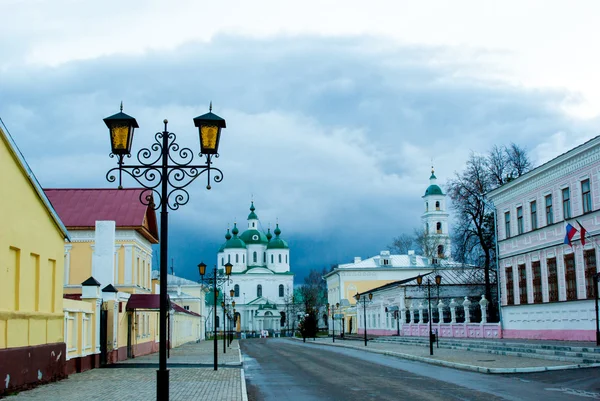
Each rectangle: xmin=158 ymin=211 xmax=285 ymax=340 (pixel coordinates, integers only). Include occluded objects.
xmin=224 ymin=223 xmax=246 ymax=249
xmin=267 ymin=224 xmax=289 ymax=249
xmin=266 ymin=228 xmax=273 ymax=241
xmin=240 ymin=229 xmax=269 ymax=245
xmin=424 ymin=184 xmax=444 ymax=196
xmin=248 ymin=201 xmax=258 ymax=220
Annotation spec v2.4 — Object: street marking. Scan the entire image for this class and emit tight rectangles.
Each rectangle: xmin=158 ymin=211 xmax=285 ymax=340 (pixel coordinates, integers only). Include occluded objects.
xmin=545 ymin=387 xmax=600 ymax=399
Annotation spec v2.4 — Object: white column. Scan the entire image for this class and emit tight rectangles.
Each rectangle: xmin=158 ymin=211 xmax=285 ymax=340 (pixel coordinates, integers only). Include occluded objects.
xmin=124 ymin=245 xmax=134 ymax=284
xmin=64 ymin=244 xmax=72 ymax=285
xmin=92 ymin=221 xmax=116 ymax=287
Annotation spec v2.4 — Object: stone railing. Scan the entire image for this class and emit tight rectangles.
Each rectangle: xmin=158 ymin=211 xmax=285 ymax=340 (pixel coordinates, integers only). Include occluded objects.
xmin=401 ymin=295 xmax=501 ymax=339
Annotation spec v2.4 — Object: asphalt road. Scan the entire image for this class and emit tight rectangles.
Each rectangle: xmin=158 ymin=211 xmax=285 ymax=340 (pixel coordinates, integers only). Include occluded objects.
xmin=241 ymin=338 xmax=600 ymax=401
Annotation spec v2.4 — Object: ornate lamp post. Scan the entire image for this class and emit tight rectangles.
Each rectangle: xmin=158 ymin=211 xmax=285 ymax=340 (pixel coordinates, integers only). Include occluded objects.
xmin=594 ymin=272 xmax=600 ymax=346
xmin=354 ymin=293 xmax=373 ymax=346
xmin=416 ymin=273 xmax=442 ymax=356
xmin=199 ymin=262 xmax=233 ymax=370
xmin=104 ymin=103 xmax=226 ymax=401
xmin=327 ymin=303 xmax=340 ymax=343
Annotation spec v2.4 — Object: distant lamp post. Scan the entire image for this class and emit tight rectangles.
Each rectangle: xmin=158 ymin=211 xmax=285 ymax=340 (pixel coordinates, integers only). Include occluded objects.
xmin=104 ymin=103 xmax=226 ymax=401
xmin=594 ymin=272 xmax=600 ymax=346
xmin=199 ymin=262 xmax=233 ymax=370
xmin=354 ymin=292 xmax=373 ymax=346
xmin=416 ymin=273 xmax=442 ymax=356
xmin=328 ymin=303 xmax=340 ymax=343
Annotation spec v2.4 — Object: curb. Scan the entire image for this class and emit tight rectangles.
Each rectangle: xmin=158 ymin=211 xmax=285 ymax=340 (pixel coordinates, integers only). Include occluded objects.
xmin=240 ymin=368 xmax=248 ymax=401
xmin=291 ymin=338 xmax=600 ymax=374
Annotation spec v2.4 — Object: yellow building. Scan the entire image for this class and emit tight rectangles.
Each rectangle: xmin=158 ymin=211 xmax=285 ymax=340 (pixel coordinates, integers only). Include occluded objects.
xmin=45 ymin=188 xmax=160 ymax=362
xmin=0 ymin=122 xmax=70 ymax=395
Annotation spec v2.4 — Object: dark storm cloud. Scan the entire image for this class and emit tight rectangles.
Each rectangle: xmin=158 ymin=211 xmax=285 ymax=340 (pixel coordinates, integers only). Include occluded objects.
xmin=0 ymin=35 xmax=592 ymax=282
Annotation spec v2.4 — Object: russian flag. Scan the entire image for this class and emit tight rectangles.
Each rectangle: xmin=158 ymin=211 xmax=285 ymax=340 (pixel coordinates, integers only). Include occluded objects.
xmin=564 ymin=223 xmax=578 ymax=247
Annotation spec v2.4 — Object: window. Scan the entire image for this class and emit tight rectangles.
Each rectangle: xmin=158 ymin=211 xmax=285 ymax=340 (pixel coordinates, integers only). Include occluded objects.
xmin=264 ymin=252 xmax=266 ymax=263
xmin=565 ymin=253 xmax=577 ymax=301
xmin=279 ymin=254 xmax=282 ymax=263
xmin=547 ymin=258 xmax=558 ymax=302
xmin=253 ymin=252 xmax=257 ymax=263
xmin=532 ymin=261 xmax=542 ymax=303
xmin=518 ymin=264 xmax=527 ymax=304
xmin=517 ymin=207 xmax=523 ymax=235
xmin=228 ymin=254 xmax=231 ymax=263
xmin=435 ymin=201 xmax=440 ymax=210
xmin=426 ymin=202 xmax=429 ymax=211
xmin=562 ymin=187 xmax=571 ymax=219
xmin=279 ymin=284 xmax=284 ymax=297
xmin=286 ymin=255 xmax=288 ymax=263
xmin=505 ymin=212 xmax=511 ymax=238
xmin=221 ymin=257 xmax=224 ymax=266
xmin=585 ymin=250 xmax=597 ymax=299
xmin=530 ymin=201 xmax=537 ymax=230
xmin=545 ymin=195 xmax=553 ymax=225
xmin=234 ymin=284 xmax=240 ymax=297
xmin=437 ymin=245 xmax=444 ymax=257
xmin=436 ymin=222 xmax=442 ymax=233
xmin=216 ymin=316 xmax=220 ymax=328
xmin=243 ymin=255 xmax=245 ymax=263
xmin=505 ymin=267 xmax=514 ymax=305
xmin=271 ymin=254 xmax=274 ymax=263
xmin=383 ymin=258 xmax=389 ymax=265
xmin=582 ymin=179 xmax=592 ymax=213
xmin=184 ymin=305 xmax=190 ymax=310
xmin=236 ymin=254 xmax=239 ymax=263
xmin=257 ymin=284 xmax=262 ymax=297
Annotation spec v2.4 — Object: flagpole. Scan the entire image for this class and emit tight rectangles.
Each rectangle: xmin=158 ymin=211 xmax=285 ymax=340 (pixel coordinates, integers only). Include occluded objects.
xmin=575 ymin=220 xmax=600 ymax=346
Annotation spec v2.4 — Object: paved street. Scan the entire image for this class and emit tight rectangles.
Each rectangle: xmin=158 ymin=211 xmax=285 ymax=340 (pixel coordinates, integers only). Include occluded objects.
xmin=242 ymin=338 xmax=600 ymax=401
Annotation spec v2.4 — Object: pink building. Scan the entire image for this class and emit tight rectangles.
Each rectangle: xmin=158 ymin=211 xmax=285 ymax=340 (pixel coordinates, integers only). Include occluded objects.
xmin=488 ymin=136 xmax=600 ymax=341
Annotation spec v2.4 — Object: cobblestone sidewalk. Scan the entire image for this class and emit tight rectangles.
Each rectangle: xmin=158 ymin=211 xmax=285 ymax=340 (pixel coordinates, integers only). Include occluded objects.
xmin=119 ymin=339 xmax=242 ymax=366
xmin=5 ymin=368 xmax=245 ymax=401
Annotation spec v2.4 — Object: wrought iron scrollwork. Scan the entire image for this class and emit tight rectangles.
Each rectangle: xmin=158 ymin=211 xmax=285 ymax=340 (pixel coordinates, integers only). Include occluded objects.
xmin=106 ymin=126 xmax=224 ymax=210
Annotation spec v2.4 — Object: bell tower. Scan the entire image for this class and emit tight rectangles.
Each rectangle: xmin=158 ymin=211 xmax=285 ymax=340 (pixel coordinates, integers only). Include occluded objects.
xmin=421 ymin=167 xmax=451 ymax=260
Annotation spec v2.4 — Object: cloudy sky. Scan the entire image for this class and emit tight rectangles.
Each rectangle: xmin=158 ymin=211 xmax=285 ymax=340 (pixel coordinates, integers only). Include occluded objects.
xmin=2 ymin=0 xmax=600 ymax=282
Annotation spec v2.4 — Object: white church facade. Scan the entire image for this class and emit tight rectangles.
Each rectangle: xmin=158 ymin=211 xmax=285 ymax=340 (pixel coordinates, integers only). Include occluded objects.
xmin=217 ymin=202 xmax=294 ymax=334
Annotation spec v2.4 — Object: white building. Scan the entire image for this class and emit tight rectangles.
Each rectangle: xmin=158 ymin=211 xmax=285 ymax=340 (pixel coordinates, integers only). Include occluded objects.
xmin=488 ymin=135 xmax=600 ymax=341
xmin=216 ymin=202 xmax=295 ymax=333
xmin=422 ymin=168 xmax=452 ymax=259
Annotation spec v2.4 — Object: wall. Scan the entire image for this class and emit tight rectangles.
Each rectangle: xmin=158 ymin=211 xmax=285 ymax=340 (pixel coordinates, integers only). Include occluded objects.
xmin=170 ymin=312 xmax=202 ymax=348
xmin=63 ymin=299 xmax=100 ymax=375
xmin=0 ymin=129 xmax=67 ymax=395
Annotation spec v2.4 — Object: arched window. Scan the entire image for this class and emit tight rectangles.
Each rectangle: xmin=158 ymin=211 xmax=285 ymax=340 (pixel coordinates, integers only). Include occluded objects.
xmin=270 ymin=254 xmax=274 ymax=263
xmin=264 ymin=252 xmax=266 ymax=263
xmin=221 ymin=257 xmax=224 ymax=266
xmin=234 ymin=284 xmax=240 ymax=297
xmin=435 ymin=201 xmax=440 ymax=210
xmin=235 ymin=254 xmax=239 ymax=263
xmin=438 ymin=245 xmax=444 ymax=257
xmin=286 ymin=254 xmax=288 ymax=263
xmin=228 ymin=254 xmax=231 ymax=263
xmin=243 ymin=255 xmax=245 ymax=263
xmin=253 ymin=252 xmax=257 ymax=263
xmin=278 ymin=254 xmax=282 ymax=263
xmin=426 ymin=202 xmax=429 ymax=211
xmin=216 ymin=315 xmax=220 ymax=328
xmin=436 ymin=222 xmax=442 ymax=233
xmin=257 ymin=284 xmax=262 ymax=297
xmin=279 ymin=284 xmax=284 ymax=297
xmin=252 ymin=222 xmax=255 ymax=228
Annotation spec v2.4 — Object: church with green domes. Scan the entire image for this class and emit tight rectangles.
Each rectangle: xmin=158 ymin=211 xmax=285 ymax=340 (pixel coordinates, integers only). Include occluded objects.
xmin=217 ymin=202 xmax=295 ymax=333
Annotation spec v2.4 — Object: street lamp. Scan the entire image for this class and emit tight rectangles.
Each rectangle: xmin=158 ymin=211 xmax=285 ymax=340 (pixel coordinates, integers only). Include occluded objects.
xmin=104 ymin=103 xmax=226 ymax=401
xmin=594 ymin=272 xmax=600 ymax=346
xmin=199 ymin=262 xmax=233 ymax=370
xmin=327 ymin=303 xmax=340 ymax=343
xmin=354 ymin=292 xmax=373 ymax=346
xmin=416 ymin=273 xmax=442 ymax=356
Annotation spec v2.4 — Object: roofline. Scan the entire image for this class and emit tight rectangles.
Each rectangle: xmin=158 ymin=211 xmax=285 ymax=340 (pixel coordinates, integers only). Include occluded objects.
xmin=0 ymin=120 xmax=70 ymax=241
xmin=357 ymin=272 xmax=433 ymax=296
xmin=487 ymin=134 xmax=600 ymax=200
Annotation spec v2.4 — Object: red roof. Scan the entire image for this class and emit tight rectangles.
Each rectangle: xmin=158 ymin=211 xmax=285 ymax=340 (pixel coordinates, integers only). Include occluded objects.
xmin=44 ymin=188 xmax=158 ymax=243
xmin=127 ymin=294 xmax=201 ymax=317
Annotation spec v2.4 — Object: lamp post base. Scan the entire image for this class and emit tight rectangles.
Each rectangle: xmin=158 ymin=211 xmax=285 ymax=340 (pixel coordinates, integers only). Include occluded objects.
xmin=157 ymin=369 xmax=169 ymax=400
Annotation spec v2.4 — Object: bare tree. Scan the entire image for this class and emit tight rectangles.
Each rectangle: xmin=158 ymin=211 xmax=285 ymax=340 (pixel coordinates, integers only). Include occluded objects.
xmin=388 ymin=233 xmax=414 ymax=254
xmin=448 ymin=143 xmax=532 ymax=320
xmin=298 ymin=267 xmax=329 ymax=312
xmin=413 ymin=228 xmax=444 ymax=260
